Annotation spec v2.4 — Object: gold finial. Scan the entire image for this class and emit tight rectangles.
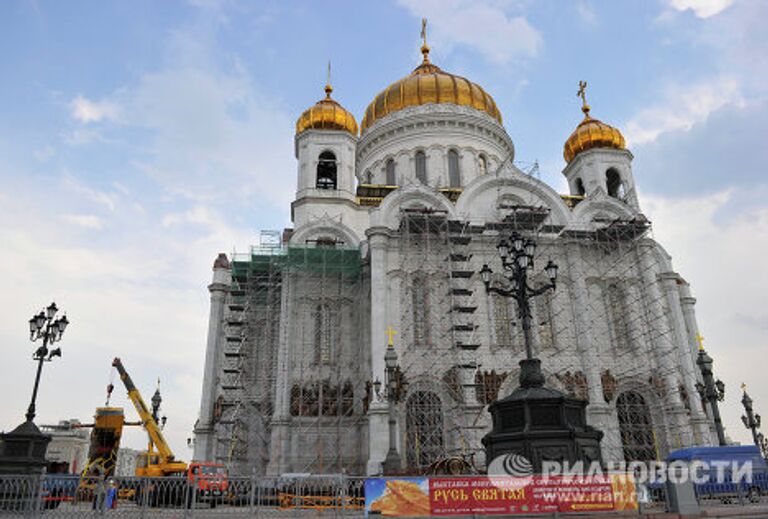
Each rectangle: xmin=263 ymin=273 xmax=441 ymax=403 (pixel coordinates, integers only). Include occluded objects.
xmin=420 ymin=18 xmax=430 ymax=63
xmin=741 ymin=382 xmax=748 ymax=393
xmin=695 ymin=333 xmax=705 ymax=351
xmin=385 ymin=325 xmax=397 ymax=347
xmin=324 ymin=61 xmax=333 ymax=98
xmin=577 ymin=80 xmax=591 ymax=117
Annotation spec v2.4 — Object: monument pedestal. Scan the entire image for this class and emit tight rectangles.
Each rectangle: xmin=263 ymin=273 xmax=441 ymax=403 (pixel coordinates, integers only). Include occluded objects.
xmin=482 ymin=359 xmax=603 ymax=473
xmin=0 ymin=421 xmax=51 ymax=475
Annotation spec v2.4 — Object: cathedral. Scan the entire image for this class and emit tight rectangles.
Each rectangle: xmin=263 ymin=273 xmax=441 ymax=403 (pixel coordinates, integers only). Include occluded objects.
xmin=192 ymin=34 xmax=716 ymax=476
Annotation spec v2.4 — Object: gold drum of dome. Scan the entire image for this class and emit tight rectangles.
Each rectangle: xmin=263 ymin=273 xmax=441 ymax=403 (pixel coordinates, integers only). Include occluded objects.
xmin=360 ymin=46 xmax=502 ymax=132
xmin=296 ymin=84 xmax=358 ymax=136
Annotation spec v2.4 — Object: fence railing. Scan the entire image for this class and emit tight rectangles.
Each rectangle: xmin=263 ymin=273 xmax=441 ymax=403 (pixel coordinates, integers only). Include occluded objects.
xmin=3 ymin=471 xmax=768 ymax=517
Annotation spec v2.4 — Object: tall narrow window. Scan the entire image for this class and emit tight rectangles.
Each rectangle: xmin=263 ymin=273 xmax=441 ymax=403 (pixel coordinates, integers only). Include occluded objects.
xmin=493 ymin=293 xmax=513 ymax=348
xmin=415 ymin=151 xmax=427 ymax=184
xmin=316 ymin=151 xmax=337 ymax=189
xmin=406 ymin=391 xmax=444 ymax=469
xmin=314 ymin=302 xmax=337 ymax=364
xmin=616 ymin=391 xmax=658 ymax=462
xmin=412 ymin=273 xmax=430 ymax=346
xmin=606 ymin=168 xmax=625 ymax=199
xmin=364 ymin=170 xmax=372 ymax=184
xmin=385 ymin=159 xmax=396 ymax=185
xmin=478 ymin=154 xmax=488 ymax=175
xmin=448 ymin=149 xmax=461 ymax=187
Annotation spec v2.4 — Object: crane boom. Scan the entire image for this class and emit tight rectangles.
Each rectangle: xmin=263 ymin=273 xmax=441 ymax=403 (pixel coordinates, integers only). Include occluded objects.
xmin=112 ymin=357 xmax=176 ymax=464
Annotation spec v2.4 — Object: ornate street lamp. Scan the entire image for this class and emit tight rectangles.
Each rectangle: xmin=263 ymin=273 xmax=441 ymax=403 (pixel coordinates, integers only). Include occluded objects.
xmin=0 ymin=302 xmax=70 ymax=475
xmin=740 ymin=384 xmax=767 ymax=456
xmin=694 ymin=337 xmax=727 ymax=446
xmin=479 ymin=234 xmax=602 ymax=473
xmin=374 ymin=330 xmax=408 ymax=475
xmin=479 ymin=232 xmax=558 ymax=386
xmin=25 ymin=302 xmax=70 ymax=423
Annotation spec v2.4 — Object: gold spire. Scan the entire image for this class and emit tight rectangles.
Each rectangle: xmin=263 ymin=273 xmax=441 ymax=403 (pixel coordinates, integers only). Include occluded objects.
xmin=577 ymin=80 xmax=591 ymax=117
xmin=325 ymin=60 xmax=333 ymax=99
xmin=696 ymin=333 xmax=705 ymax=350
xmin=741 ymin=382 xmax=748 ymax=393
xmin=420 ymin=18 xmax=430 ymax=63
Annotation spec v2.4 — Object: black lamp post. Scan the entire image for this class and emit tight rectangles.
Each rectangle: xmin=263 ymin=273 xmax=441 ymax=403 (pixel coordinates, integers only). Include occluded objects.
xmin=740 ymin=384 xmax=767 ymax=456
xmin=694 ymin=342 xmax=727 ymax=446
xmin=479 ymin=232 xmax=558 ymax=387
xmin=374 ymin=341 xmax=408 ymax=475
xmin=25 ymin=302 xmax=69 ymax=423
xmin=0 ymin=302 xmax=70 ymax=475
xmin=480 ymin=234 xmax=603 ymax=472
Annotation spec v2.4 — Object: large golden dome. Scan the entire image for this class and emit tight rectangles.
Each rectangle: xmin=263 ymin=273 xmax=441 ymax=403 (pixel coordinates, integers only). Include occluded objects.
xmin=563 ymin=88 xmax=625 ymax=163
xmin=296 ymin=84 xmax=358 ymax=136
xmin=360 ymin=45 xmax=502 ymax=132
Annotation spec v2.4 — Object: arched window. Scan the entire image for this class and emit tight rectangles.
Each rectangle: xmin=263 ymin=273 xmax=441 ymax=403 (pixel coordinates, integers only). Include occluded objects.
xmin=606 ymin=168 xmax=625 ymax=198
xmin=412 ymin=273 xmax=430 ymax=346
xmin=575 ymin=178 xmax=586 ymax=196
xmin=492 ymin=293 xmax=514 ymax=349
xmin=385 ymin=159 xmax=396 ymax=185
xmin=478 ymin=154 xmax=488 ymax=175
xmin=616 ymin=391 xmax=658 ymax=462
xmin=316 ymin=151 xmax=337 ymax=189
xmin=448 ymin=149 xmax=460 ymax=187
xmin=415 ymin=151 xmax=427 ymax=184
xmin=607 ymin=284 xmax=628 ymax=350
xmin=406 ymin=391 xmax=444 ymax=469
xmin=314 ymin=302 xmax=338 ymax=364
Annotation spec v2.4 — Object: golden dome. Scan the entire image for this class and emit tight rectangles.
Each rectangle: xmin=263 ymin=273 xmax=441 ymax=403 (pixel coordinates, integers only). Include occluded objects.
xmin=360 ymin=44 xmax=502 ymax=132
xmin=563 ymin=83 xmax=625 ymax=163
xmin=296 ymin=84 xmax=358 ymax=136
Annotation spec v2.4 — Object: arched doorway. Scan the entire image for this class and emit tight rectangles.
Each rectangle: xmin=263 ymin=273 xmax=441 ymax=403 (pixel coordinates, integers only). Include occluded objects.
xmin=616 ymin=391 xmax=658 ymax=462
xmin=405 ymin=391 xmax=444 ymax=469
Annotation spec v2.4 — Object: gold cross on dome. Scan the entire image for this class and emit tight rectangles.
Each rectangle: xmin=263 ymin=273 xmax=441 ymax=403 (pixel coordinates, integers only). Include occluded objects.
xmin=421 ymin=18 xmax=427 ymax=46
xmin=385 ymin=326 xmax=397 ymax=346
xmin=695 ymin=333 xmax=705 ymax=350
xmin=577 ymin=80 xmax=590 ymax=115
xmin=741 ymin=382 xmax=748 ymax=392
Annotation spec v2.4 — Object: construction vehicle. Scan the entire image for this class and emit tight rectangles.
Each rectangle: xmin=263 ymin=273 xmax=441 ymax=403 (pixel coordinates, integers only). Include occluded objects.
xmin=112 ymin=357 xmax=228 ymax=507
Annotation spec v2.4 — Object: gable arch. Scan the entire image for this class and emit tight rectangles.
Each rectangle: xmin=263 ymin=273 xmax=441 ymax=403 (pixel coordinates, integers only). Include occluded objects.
xmin=289 ymin=216 xmax=362 ymax=247
xmin=455 ymin=167 xmax=571 ymax=226
xmin=571 ymin=195 xmax=636 ymax=222
xmin=370 ymin=184 xmax=456 ymax=230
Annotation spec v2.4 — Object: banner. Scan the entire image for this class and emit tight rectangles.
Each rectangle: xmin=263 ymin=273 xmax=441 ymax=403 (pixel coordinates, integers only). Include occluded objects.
xmin=365 ymin=474 xmax=637 ymax=516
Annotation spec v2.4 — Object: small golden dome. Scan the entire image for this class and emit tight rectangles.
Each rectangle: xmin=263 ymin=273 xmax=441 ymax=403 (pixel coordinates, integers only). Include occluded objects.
xmin=563 ymin=82 xmax=625 ymax=163
xmin=296 ymin=83 xmax=358 ymax=136
xmin=360 ymin=44 xmax=502 ymax=132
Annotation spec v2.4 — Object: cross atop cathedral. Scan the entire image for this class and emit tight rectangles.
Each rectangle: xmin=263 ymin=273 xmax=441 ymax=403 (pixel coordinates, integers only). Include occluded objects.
xmin=741 ymin=382 xmax=748 ymax=392
xmin=420 ymin=18 xmax=430 ymax=63
xmin=385 ymin=325 xmax=397 ymax=346
xmin=577 ymin=80 xmax=591 ymax=117
xmin=695 ymin=333 xmax=705 ymax=350
xmin=325 ymin=61 xmax=333 ymax=98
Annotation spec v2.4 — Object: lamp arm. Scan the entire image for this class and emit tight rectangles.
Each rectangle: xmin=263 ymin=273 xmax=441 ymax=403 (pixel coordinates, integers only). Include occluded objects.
xmin=487 ymin=286 xmax=517 ymax=298
xmin=529 ymin=283 xmax=555 ymax=297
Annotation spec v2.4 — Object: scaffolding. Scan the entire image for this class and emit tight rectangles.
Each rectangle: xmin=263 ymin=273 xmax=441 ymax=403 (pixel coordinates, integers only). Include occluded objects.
xmin=212 ymin=233 xmax=367 ymax=475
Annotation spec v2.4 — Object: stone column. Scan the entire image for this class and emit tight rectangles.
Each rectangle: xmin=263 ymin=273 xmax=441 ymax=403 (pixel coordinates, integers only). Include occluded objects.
xmin=637 ymin=244 xmax=688 ymax=449
xmin=267 ymin=270 xmax=293 ymax=475
xmin=565 ymin=244 xmax=619 ymax=460
xmin=367 ymin=227 xmax=391 ymax=474
xmin=678 ymin=281 xmax=715 ymax=445
xmin=194 ymin=254 xmax=231 ymax=462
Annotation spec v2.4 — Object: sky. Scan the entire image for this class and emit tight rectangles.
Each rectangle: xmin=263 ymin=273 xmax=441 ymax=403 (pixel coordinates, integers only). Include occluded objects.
xmin=0 ymin=0 xmax=766 ymax=460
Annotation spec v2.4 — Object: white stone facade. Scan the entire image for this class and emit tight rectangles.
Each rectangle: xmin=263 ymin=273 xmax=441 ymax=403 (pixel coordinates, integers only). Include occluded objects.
xmin=193 ymin=98 xmax=717 ymax=476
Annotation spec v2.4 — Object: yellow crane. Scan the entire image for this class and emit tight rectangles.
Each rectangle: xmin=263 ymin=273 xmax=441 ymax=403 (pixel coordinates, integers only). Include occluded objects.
xmin=112 ymin=357 xmax=187 ymax=477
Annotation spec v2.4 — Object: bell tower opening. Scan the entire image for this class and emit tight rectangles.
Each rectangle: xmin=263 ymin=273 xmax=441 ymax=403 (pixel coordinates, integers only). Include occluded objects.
xmin=606 ymin=168 xmax=625 ymax=199
xmin=317 ymin=151 xmax=337 ymax=190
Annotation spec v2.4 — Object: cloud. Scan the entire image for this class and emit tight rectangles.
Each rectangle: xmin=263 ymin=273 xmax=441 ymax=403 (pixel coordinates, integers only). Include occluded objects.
xmin=396 ymin=0 xmax=542 ymax=64
xmin=645 ymin=188 xmax=768 ymax=446
xmin=62 ymin=175 xmax=118 ymax=211
xmin=62 ymin=214 xmax=104 ymax=229
xmin=576 ymin=1 xmax=598 ymax=25
xmin=623 ymin=77 xmax=743 ymax=146
xmin=668 ymin=0 xmax=735 ymax=18
xmin=162 ymin=205 xmax=218 ymax=228
xmin=69 ymin=95 xmax=121 ymax=123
